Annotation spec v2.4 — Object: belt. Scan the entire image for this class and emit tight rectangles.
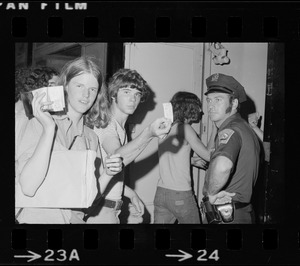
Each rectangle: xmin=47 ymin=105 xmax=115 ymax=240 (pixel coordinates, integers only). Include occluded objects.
xmin=233 ymin=202 xmax=250 ymax=209
xmin=202 ymin=197 xmax=250 ymax=210
xmin=103 ymin=199 xmax=123 ymax=210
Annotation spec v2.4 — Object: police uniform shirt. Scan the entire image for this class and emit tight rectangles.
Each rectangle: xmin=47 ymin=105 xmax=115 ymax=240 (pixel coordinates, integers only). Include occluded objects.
xmin=208 ymin=113 xmax=261 ymax=203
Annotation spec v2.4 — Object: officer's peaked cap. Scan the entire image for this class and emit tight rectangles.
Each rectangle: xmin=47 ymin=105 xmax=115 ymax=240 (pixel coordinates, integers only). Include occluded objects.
xmin=205 ymin=73 xmax=247 ymax=103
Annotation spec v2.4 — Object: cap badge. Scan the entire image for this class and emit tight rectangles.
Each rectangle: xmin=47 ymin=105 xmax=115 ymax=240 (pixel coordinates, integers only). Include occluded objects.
xmin=211 ymin=73 xmax=219 ymax=82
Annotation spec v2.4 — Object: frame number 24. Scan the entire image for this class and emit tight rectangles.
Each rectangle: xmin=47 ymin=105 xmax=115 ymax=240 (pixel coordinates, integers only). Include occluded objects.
xmin=198 ymin=250 xmax=219 ymax=261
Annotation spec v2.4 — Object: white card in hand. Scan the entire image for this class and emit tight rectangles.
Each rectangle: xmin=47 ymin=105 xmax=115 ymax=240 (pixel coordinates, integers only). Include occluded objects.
xmin=32 ymin=86 xmax=65 ymax=113
xmin=163 ymin=102 xmax=173 ymax=123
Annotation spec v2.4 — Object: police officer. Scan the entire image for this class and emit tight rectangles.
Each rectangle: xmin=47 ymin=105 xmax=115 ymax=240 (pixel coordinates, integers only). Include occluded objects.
xmin=202 ymin=73 xmax=260 ymax=224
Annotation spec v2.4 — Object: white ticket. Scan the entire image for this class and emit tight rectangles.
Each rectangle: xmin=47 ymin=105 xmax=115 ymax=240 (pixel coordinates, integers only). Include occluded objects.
xmin=163 ymin=102 xmax=173 ymax=123
xmin=31 ymin=86 xmax=65 ymax=113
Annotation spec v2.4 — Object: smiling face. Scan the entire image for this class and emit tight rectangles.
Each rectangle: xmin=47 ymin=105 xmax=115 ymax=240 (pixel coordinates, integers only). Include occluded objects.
xmin=206 ymin=92 xmax=236 ymax=127
xmin=66 ymin=73 xmax=99 ymax=118
xmin=113 ymin=86 xmax=142 ymax=116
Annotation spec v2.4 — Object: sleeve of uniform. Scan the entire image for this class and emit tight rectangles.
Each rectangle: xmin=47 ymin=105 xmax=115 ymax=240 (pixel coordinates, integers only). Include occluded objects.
xmin=211 ymin=127 xmax=242 ymax=165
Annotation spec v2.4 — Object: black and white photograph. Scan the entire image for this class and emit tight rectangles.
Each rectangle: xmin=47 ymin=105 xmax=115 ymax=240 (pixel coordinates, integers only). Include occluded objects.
xmin=15 ymin=42 xmax=285 ymax=225
xmin=2 ymin=1 xmax=300 ymax=264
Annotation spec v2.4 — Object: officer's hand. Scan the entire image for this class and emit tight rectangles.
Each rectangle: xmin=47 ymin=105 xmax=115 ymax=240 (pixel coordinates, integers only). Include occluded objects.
xmin=191 ymin=157 xmax=208 ymax=170
xmin=208 ymin=191 xmax=236 ymax=205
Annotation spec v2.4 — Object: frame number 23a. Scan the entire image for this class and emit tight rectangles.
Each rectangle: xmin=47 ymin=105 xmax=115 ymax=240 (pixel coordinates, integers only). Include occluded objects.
xmin=45 ymin=249 xmax=79 ymax=262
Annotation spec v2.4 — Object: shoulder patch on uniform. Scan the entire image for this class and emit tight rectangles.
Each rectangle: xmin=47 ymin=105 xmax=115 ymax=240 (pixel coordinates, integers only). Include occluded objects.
xmin=218 ymin=128 xmax=235 ymax=145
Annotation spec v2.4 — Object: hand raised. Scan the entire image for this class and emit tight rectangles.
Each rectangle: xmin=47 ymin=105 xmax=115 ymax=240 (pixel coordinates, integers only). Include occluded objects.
xmin=248 ymin=112 xmax=259 ymax=128
xmin=150 ymin=117 xmax=172 ymax=138
xmin=32 ymin=91 xmax=55 ymax=130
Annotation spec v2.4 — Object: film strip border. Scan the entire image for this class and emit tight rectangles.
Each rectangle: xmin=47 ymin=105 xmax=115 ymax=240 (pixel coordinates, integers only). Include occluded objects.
xmin=1 ymin=226 xmax=299 ymax=264
xmin=0 ymin=2 xmax=299 ymax=40
xmin=10 ymin=15 xmax=293 ymax=40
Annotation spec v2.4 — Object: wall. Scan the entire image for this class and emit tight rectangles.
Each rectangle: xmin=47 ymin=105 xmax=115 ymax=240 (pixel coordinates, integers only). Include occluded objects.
xmin=124 ymin=43 xmax=203 ymax=223
xmin=208 ymin=43 xmax=268 ymax=131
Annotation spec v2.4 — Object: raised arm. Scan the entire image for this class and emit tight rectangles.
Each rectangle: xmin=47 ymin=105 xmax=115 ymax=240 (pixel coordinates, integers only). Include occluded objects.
xmin=104 ymin=117 xmax=171 ymax=166
xmin=251 ymin=126 xmax=264 ymax=142
xmin=19 ymin=92 xmax=56 ymax=197
xmin=248 ymin=112 xmax=263 ymax=142
xmin=184 ymin=124 xmax=211 ymax=162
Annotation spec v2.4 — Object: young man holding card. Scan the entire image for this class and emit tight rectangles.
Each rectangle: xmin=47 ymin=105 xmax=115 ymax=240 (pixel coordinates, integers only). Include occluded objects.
xmin=85 ymin=68 xmax=172 ymax=224
xmin=154 ymin=91 xmax=218 ymax=224
xmin=15 ymin=57 xmax=123 ymax=224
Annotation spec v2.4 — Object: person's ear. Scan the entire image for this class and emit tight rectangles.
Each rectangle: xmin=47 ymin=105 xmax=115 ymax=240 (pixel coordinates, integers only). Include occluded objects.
xmin=232 ymin=98 xmax=238 ymax=110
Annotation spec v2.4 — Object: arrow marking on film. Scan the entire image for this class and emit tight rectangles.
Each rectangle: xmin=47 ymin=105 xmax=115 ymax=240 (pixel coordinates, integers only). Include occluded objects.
xmin=165 ymin=249 xmax=193 ymax=262
xmin=14 ymin=250 xmax=41 ymax=262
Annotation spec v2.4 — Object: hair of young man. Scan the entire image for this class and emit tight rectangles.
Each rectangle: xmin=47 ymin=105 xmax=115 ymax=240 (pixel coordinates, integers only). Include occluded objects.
xmin=56 ymin=57 xmax=102 ymax=90
xmin=171 ymin=91 xmax=202 ymax=123
xmin=107 ymin=68 xmax=149 ymax=105
xmin=23 ymin=66 xmax=59 ymax=93
xmin=90 ymin=83 xmax=110 ymax=129
xmin=15 ymin=67 xmax=33 ymax=102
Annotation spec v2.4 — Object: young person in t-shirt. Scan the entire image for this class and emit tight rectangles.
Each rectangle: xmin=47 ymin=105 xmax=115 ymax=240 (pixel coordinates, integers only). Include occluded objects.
xmin=86 ymin=68 xmax=172 ymax=223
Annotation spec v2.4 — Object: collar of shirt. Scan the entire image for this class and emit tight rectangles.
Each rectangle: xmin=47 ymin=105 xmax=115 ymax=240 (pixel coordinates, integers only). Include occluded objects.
xmin=52 ymin=114 xmax=84 ymax=137
xmin=218 ymin=113 xmax=241 ymax=132
xmin=52 ymin=114 xmax=93 ymax=149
